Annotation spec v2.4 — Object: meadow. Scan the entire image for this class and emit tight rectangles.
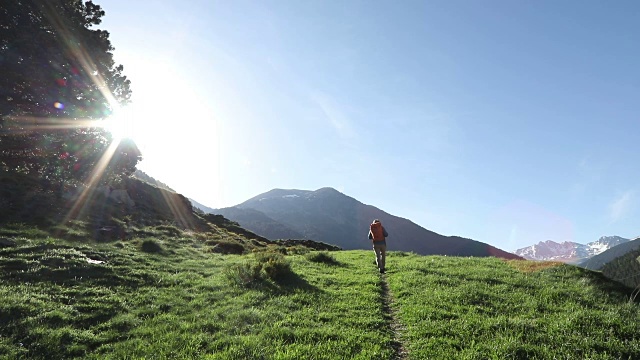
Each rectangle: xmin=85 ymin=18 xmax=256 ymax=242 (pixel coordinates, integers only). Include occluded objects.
xmin=1 ymin=224 xmax=639 ymax=359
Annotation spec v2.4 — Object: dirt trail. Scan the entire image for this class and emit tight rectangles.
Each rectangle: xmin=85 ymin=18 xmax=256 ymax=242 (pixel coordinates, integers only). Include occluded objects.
xmin=380 ymin=273 xmax=408 ymax=359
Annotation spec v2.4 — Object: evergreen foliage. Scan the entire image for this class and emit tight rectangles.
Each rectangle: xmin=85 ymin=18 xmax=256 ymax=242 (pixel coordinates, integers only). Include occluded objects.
xmin=0 ymin=0 xmax=140 ymax=187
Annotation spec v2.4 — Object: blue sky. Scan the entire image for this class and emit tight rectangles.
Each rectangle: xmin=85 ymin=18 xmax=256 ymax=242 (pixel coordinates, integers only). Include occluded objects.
xmin=100 ymin=0 xmax=639 ymax=251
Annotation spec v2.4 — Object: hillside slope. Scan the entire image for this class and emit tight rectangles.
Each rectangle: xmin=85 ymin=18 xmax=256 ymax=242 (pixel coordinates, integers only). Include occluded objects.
xmin=210 ymin=206 xmax=304 ymax=240
xmin=0 ymin=171 xmax=288 ymax=252
xmin=215 ymin=187 xmax=521 ymax=259
xmin=2 ymin=173 xmax=638 ymax=358
xmin=599 ymin=246 xmax=640 ymax=290
xmin=581 ymin=238 xmax=640 ymax=270
xmin=1 ymin=235 xmax=638 ymax=359
xmin=385 ymin=254 xmax=640 ymax=359
xmin=0 ymin=171 xmax=202 ymax=232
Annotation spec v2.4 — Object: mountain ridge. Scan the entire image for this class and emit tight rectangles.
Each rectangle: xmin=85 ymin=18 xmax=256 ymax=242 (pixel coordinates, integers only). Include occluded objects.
xmin=515 ymin=236 xmax=631 ymax=263
xmin=211 ymin=187 xmax=522 ymax=260
xmin=580 ymin=238 xmax=640 ymax=271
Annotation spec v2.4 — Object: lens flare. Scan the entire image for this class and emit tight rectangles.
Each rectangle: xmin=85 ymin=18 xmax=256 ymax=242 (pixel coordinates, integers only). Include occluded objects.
xmin=103 ymin=106 xmax=135 ymax=141
xmin=54 ymin=102 xmax=64 ymax=109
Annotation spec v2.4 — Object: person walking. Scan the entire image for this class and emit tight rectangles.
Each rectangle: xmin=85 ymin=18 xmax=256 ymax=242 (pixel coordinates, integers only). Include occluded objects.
xmin=368 ymin=219 xmax=388 ymax=273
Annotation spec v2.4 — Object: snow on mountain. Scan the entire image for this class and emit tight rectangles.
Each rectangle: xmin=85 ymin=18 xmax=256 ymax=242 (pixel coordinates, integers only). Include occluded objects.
xmin=515 ymin=236 xmax=631 ymax=263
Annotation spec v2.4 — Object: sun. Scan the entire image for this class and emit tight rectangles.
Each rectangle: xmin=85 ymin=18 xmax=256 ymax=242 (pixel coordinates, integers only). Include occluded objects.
xmin=97 ymin=57 xmax=223 ymax=197
xmin=104 ymin=105 xmax=137 ymax=142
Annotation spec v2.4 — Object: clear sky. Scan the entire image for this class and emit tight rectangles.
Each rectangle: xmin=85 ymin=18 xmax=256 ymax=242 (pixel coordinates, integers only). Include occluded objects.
xmin=100 ymin=0 xmax=639 ymax=251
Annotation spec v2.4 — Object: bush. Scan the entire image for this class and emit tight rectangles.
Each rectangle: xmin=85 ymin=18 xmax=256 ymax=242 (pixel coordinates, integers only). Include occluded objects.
xmin=258 ymin=252 xmax=292 ymax=280
xmin=224 ymin=263 xmax=262 ymax=287
xmin=286 ymin=246 xmax=309 ymax=255
xmin=141 ymin=239 xmax=163 ymax=253
xmin=155 ymin=225 xmax=183 ymax=237
xmin=254 ymin=252 xmax=292 ymax=280
xmin=208 ymin=240 xmax=246 ymax=255
xmin=306 ymin=251 xmax=339 ymax=265
xmin=224 ymin=252 xmax=293 ymax=287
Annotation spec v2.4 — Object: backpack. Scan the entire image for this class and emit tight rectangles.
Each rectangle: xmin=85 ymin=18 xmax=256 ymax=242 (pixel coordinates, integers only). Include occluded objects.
xmin=370 ymin=222 xmax=385 ymax=241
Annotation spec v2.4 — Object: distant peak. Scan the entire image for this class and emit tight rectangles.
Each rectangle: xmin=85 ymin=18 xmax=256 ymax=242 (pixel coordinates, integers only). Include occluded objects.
xmin=597 ymin=235 xmax=624 ymax=241
xmin=262 ymin=188 xmax=309 ymax=196
xmin=315 ymin=187 xmax=339 ymax=193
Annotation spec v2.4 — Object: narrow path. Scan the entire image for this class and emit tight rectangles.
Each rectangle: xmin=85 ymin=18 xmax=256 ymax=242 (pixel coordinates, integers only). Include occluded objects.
xmin=380 ymin=273 xmax=408 ymax=359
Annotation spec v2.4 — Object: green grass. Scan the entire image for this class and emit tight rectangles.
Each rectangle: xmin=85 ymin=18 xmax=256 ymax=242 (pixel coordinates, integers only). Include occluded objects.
xmin=385 ymin=253 xmax=640 ymax=359
xmin=1 ymin=230 xmax=639 ymax=359
xmin=0 ymin=233 xmax=394 ymax=359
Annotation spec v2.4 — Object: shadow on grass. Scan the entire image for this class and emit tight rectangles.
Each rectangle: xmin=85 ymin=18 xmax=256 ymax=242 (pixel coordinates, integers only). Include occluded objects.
xmin=247 ymin=271 xmax=323 ymax=296
xmin=0 ymin=245 xmax=159 ymax=288
xmin=411 ymin=260 xmax=639 ymax=305
xmin=541 ymin=265 xmax=640 ymax=304
xmin=314 ymin=259 xmax=348 ymax=267
xmin=277 ymin=271 xmax=322 ymax=293
xmin=305 ymin=251 xmax=346 ymax=267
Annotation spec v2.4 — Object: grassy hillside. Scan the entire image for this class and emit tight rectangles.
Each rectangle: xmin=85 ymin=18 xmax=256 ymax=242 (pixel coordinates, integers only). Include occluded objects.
xmin=2 ymin=225 xmax=639 ymax=359
xmin=600 ymin=248 xmax=640 ymax=291
xmin=0 ymin=227 xmax=391 ymax=359
xmin=386 ymin=254 xmax=640 ymax=359
xmin=0 ymin=171 xmax=202 ymax=233
xmin=581 ymin=238 xmax=640 ymax=271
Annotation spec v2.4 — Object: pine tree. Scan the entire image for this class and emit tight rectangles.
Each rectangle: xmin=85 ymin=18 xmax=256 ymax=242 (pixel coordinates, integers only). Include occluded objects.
xmin=0 ymin=0 xmax=140 ymax=188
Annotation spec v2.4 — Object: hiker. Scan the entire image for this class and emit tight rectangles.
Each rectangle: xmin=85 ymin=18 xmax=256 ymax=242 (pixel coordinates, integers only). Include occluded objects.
xmin=368 ymin=219 xmax=388 ymax=273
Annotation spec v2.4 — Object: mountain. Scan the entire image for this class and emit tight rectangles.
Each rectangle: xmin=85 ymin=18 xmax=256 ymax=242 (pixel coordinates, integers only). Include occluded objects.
xmin=131 ymin=172 xmax=216 ymax=218
xmin=132 ymin=170 xmax=175 ymax=192
xmin=598 ymin=240 xmax=640 ymax=290
xmin=207 ymin=206 xmax=304 ymax=240
xmin=189 ymin=198 xmax=305 ymax=240
xmin=0 ymin=171 xmax=340 ymax=255
xmin=514 ymin=236 xmax=631 ymax=263
xmin=580 ymin=237 xmax=640 ymax=270
xmin=189 ymin=198 xmax=217 ymax=214
xmin=213 ymin=187 xmax=521 ymax=259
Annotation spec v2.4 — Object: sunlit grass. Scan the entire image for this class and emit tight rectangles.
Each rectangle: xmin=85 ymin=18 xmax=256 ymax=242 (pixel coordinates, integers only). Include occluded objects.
xmin=0 ymin=232 xmax=394 ymax=359
xmin=385 ymin=253 xmax=640 ymax=359
xmin=1 ymin=229 xmax=639 ymax=359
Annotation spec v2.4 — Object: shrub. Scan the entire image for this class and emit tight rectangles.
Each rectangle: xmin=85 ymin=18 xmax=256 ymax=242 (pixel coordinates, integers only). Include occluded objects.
xmin=224 ymin=252 xmax=293 ymax=287
xmin=141 ymin=239 xmax=163 ymax=253
xmin=286 ymin=246 xmax=309 ymax=255
xmin=224 ymin=263 xmax=262 ymax=287
xmin=207 ymin=240 xmax=246 ymax=254
xmin=254 ymin=252 xmax=292 ymax=280
xmin=306 ymin=251 xmax=339 ymax=265
xmin=258 ymin=253 xmax=292 ymax=280
xmin=155 ymin=225 xmax=183 ymax=237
